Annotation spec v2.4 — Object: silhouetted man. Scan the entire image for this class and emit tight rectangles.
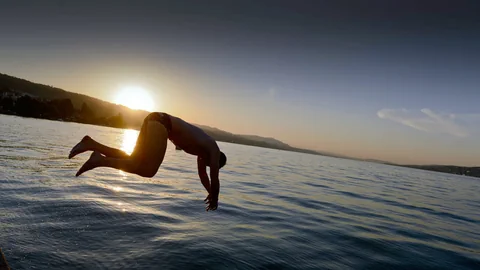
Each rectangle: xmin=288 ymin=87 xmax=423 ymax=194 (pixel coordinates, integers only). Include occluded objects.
xmin=69 ymin=112 xmax=227 ymax=211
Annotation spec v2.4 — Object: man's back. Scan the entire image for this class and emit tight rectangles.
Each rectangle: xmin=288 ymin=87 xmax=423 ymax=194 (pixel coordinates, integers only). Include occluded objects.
xmin=168 ymin=115 xmax=219 ymax=158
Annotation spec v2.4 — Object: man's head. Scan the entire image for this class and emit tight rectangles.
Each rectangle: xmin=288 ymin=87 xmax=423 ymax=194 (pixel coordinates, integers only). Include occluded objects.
xmin=219 ymin=151 xmax=227 ymax=169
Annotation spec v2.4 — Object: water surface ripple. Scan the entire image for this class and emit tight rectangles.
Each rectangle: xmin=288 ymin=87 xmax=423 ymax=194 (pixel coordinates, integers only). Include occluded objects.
xmin=0 ymin=115 xmax=479 ymax=269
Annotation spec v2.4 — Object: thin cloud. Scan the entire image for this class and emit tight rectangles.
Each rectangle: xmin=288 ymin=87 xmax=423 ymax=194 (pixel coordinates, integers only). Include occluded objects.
xmin=377 ymin=108 xmax=480 ymax=137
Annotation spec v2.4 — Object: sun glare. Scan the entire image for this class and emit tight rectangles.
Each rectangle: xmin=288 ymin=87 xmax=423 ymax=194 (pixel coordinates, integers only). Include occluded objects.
xmin=115 ymin=86 xmax=155 ymax=111
xmin=121 ymin=129 xmax=139 ymax=155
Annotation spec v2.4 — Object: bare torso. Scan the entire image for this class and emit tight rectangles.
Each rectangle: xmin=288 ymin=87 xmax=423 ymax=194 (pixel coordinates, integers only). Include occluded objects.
xmin=165 ymin=114 xmax=222 ymax=211
xmin=168 ymin=115 xmax=219 ymax=159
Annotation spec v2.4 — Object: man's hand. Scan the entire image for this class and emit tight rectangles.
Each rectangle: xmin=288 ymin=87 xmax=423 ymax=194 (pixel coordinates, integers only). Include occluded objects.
xmin=204 ymin=194 xmax=218 ymax=211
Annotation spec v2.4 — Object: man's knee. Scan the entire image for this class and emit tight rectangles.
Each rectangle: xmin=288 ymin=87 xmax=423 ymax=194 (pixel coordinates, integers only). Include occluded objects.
xmin=137 ymin=170 xmax=156 ymax=178
xmin=135 ymin=164 xmax=158 ymax=178
xmin=144 ymin=112 xmax=161 ymax=122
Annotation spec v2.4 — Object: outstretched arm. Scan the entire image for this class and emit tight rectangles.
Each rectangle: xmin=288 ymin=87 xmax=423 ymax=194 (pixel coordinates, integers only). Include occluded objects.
xmin=207 ymin=151 xmax=220 ymax=211
xmin=197 ymin=157 xmax=210 ymax=194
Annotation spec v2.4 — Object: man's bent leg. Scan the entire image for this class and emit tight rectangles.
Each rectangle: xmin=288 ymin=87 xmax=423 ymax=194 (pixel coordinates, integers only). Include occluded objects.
xmin=76 ymin=152 xmax=144 ymax=177
xmin=75 ymin=120 xmax=168 ymax=177
xmin=130 ymin=119 xmax=169 ymax=175
xmin=69 ymin=136 xmax=129 ymax=159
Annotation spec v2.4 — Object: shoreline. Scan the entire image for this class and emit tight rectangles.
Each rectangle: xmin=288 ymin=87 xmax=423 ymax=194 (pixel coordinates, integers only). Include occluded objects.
xmin=0 ymin=112 xmax=333 ymax=156
xmin=1 ymin=112 xmax=479 ymax=180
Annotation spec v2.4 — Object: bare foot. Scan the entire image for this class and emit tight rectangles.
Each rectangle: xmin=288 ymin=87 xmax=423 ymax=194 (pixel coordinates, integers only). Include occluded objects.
xmin=69 ymin=136 xmax=93 ymax=159
xmin=76 ymin=151 xmax=104 ymax=177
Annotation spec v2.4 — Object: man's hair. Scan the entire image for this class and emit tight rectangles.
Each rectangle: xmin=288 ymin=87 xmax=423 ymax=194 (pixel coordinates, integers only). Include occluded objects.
xmin=219 ymin=151 xmax=227 ymax=169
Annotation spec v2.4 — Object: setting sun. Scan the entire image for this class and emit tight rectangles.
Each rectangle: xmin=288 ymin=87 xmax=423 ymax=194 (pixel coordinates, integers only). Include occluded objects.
xmin=115 ymin=86 xmax=155 ymax=112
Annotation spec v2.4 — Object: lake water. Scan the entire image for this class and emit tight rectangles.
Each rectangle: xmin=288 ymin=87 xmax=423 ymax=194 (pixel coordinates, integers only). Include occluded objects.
xmin=0 ymin=114 xmax=479 ymax=270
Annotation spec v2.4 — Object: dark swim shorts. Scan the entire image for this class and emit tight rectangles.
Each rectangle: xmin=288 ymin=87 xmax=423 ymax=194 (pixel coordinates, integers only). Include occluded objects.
xmin=147 ymin=112 xmax=173 ymax=139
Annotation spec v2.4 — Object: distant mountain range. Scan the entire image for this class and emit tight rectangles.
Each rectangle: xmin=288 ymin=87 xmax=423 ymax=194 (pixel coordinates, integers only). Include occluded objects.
xmin=0 ymin=73 xmax=149 ymax=129
xmin=1 ymin=72 xmax=479 ymax=178
xmin=194 ymin=124 xmax=343 ymax=157
xmin=0 ymin=73 xmax=344 ymax=158
xmin=236 ymin=134 xmax=291 ymax=148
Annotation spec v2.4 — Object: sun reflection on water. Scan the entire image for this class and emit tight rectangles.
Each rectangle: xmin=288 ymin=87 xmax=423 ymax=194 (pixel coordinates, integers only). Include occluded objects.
xmin=118 ymin=129 xmax=139 ymax=176
xmin=111 ymin=186 xmax=124 ymax=192
xmin=121 ymin=129 xmax=139 ymax=155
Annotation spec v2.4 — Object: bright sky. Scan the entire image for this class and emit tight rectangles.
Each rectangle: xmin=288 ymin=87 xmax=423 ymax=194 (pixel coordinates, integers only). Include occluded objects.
xmin=1 ymin=1 xmax=479 ymax=166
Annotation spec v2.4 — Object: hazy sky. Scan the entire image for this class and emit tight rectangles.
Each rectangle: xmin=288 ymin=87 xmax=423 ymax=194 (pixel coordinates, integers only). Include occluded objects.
xmin=1 ymin=0 xmax=480 ymax=166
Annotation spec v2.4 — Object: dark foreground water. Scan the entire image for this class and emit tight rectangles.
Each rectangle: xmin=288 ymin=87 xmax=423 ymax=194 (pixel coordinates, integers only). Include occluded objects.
xmin=0 ymin=115 xmax=479 ymax=270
